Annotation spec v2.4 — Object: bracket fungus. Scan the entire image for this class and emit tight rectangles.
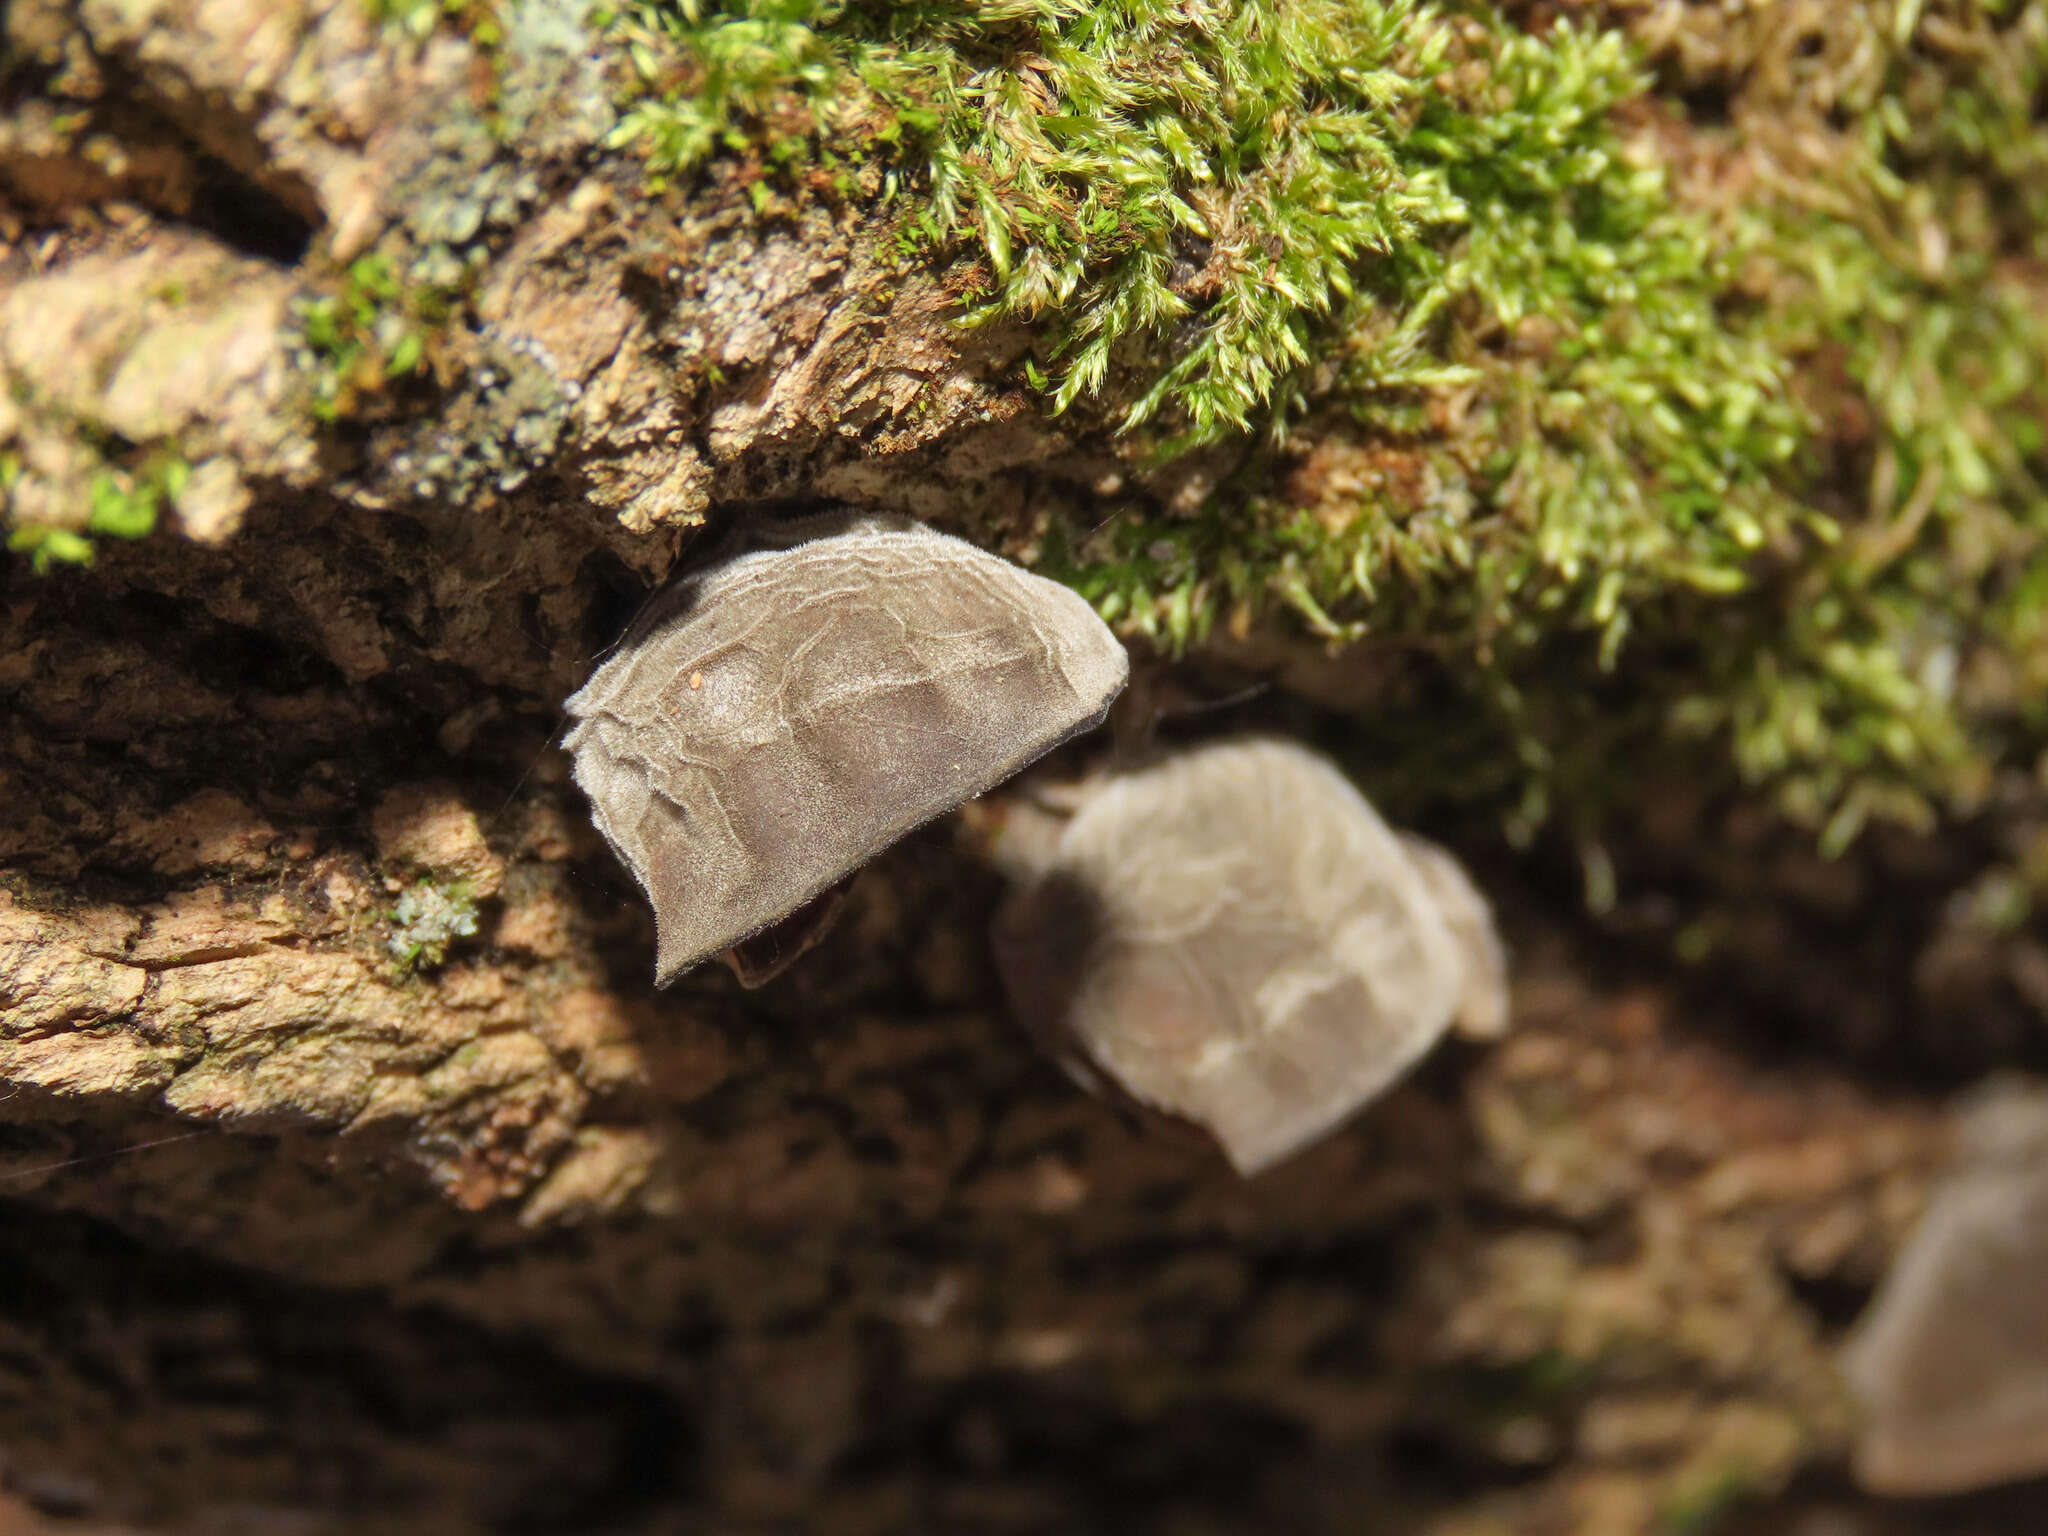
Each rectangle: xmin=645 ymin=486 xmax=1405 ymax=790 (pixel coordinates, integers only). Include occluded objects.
xmin=1840 ymin=1077 xmax=2048 ymax=1496
xmin=990 ymin=738 xmax=1508 ymax=1176
xmin=566 ymin=515 xmax=1129 ymax=987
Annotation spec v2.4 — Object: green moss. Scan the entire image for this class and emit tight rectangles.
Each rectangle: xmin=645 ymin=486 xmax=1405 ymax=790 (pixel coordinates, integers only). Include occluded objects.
xmin=300 ymin=2 xmax=608 ymax=436
xmin=5 ymin=522 xmax=95 ymax=572
xmin=1657 ymin=1463 xmax=1761 ymax=1536
xmin=606 ymin=0 xmax=1477 ymax=444
xmin=365 ymin=0 xmax=502 ymax=47
xmin=4 ymin=451 xmax=184 ymax=573
xmin=294 ymin=253 xmax=452 ymax=422
xmin=595 ymin=1 xmax=2048 ymax=853
xmin=1629 ymin=0 xmax=2048 ymax=860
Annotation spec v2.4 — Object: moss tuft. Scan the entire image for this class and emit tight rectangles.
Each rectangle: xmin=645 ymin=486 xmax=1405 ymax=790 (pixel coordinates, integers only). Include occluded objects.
xmin=607 ymin=0 xmax=1478 ymax=444
xmin=599 ymin=1 xmax=2048 ymax=856
xmin=294 ymin=253 xmax=454 ymax=422
xmin=365 ymin=0 xmax=503 ymax=48
xmin=4 ymin=450 xmax=184 ymax=573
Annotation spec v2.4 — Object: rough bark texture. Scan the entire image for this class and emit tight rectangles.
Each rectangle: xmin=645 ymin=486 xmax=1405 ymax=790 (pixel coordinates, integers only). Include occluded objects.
xmin=2 ymin=3 xmax=2044 ymax=1533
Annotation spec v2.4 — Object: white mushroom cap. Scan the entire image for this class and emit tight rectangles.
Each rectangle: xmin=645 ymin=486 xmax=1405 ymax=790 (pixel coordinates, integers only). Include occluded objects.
xmin=1841 ymin=1076 xmax=2048 ymax=1496
xmin=1397 ymin=832 xmax=1510 ymax=1041
xmin=566 ymin=516 xmax=1129 ymax=986
xmin=991 ymin=738 xmax=1509 ymax=1175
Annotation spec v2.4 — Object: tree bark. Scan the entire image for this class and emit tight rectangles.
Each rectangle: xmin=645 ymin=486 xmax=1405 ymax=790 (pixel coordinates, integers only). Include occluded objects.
xmin=0 ymin=3 xmax=2036 ymax=1532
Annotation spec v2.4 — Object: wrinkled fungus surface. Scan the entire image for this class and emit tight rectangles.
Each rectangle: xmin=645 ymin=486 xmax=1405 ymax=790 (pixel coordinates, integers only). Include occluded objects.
xmin=566 ymin=516 xmax=1130 ymax=985
xmin=991 ymin=738 xmax=1507 ymax=1174
xmin=1841 ymin=1077 xmax=2048 ymax=1496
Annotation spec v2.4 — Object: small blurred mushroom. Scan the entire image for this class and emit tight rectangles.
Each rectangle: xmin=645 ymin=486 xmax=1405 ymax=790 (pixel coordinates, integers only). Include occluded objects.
xmin=1840 ymin=1075 xmax=2048 ymax=1496
xmin=566 ymin=514 xmax=1129 ymax=987
xmin=1396 ymin=832 xmax=1511 ymax=1041
xmin=989 ymin=737 xmax=1509 ymax=1175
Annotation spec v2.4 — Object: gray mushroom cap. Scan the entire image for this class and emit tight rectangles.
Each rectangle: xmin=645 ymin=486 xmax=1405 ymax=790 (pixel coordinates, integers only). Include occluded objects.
xmin=1396 ymin=832 xmax=1511 ymax=1042
xmin=1840 ymin=1076 xmax=2048 ymax=1496
xmin=566 ymin=516 xmax=1129 ymax=986
xmin=990 ymin=737 xmax=1508 ymax=1176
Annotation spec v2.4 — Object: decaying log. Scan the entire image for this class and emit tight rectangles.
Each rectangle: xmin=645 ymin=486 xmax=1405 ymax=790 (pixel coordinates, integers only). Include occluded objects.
xmin=0 ymin=3 xmax=2035 ymax=1532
